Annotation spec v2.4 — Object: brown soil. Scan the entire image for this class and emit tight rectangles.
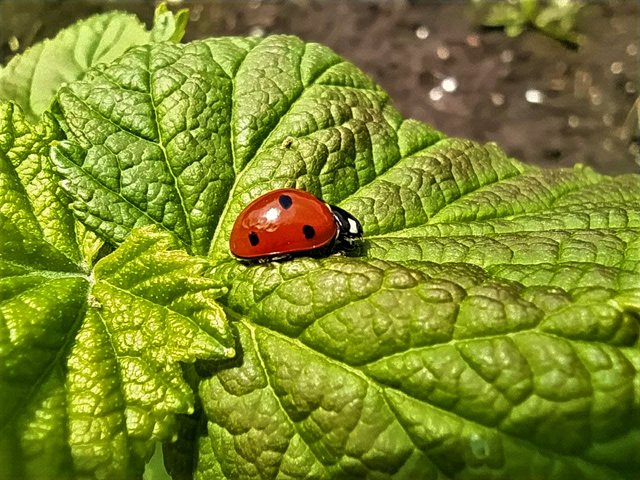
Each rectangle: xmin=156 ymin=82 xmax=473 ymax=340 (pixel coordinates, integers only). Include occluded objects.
xmin=1 ymin=0 xmax=638 ymax=174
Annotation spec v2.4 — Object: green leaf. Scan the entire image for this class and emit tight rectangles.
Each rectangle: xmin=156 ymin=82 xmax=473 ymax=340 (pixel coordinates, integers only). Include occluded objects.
xmin=0 ymin=104 xmax=234 ymax=478
xmin=471 ymin=0 xmax=585 ymax=45
xmin=472 ymin=0 xmax=529 ymax=32
xmin=143 ymin=443 xmax=173 ymax=480
xmin=0 ymin=5 xmax=187 ymax=123
xmin=533 ymin=1 xmax=584 ymax=45
xmin=0 ymin=101 xmax=83 ymax=263
xmin=0 ymin=224 xmax=235 ymax=479
xmin=51 ymin=36 xmax=414 ymax=255
xmin=49 ymin=35 xmax=640 ymax=479
xmin=152 ymin=3 xmax=190 ymax=43
xmin=195 ymin=257 xmax=640 ymax=479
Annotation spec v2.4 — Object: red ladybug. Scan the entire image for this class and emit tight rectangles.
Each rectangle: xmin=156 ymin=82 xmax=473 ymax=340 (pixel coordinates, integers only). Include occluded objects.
xmin=229 ymin=189 xmax=363 ymax=261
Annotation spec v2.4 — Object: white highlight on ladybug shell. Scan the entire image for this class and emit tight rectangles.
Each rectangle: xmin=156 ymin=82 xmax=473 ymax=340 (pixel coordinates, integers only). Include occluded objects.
xmin=265 ymin=207 xmax=280 ymax=222
xmin=348 ymin=217 xmax=359 ymax=234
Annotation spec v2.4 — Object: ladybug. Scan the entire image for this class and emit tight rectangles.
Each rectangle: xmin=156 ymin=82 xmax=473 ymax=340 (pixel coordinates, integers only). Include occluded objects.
xmin=229 ymin=188 xmax=363 ymax=261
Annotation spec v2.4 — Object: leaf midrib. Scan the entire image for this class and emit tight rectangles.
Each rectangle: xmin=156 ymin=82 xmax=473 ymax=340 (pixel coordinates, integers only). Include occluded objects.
xmin=53 ymin=138 xmax=189 ymax=251
xmin=144 ymin=49 xmax=195 ymax=249
xmin=246 ymin=321 xmax=328 ymax=475
xmin=97 ymin=278 xmax=231 ymax=353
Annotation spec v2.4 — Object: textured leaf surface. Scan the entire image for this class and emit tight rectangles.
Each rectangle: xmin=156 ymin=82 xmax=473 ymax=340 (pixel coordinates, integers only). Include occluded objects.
xmin=49 ymin=35 xmax=640 ymax=479
xmin=0 ymin=101 xmax=84 ymax=263
xmin=0 ymin=103 xmax=234 ymax=479
xmin=65 ymin=228 xmax=234 ymax=479
xmin=0 ymin=224 xmax=235 ymax=479
xmin=198 ymin=258 xmax=639 ymax=479
xmin=0 ymin=7 xmax=187 ymax=123
xmin=1 ymin=132 xmax=85 ymax=480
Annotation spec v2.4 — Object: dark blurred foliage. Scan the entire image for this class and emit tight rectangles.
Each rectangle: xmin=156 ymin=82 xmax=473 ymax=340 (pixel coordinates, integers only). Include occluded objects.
xmin=470 ymin=0 xmax=586 ymax=45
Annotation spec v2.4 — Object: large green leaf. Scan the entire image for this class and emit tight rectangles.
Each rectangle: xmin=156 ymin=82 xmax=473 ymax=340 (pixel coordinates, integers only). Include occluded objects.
xmin=0 ymin=4 xmax=187 ymax=123
xmin=48 ymin=36 xmax=640 ymax=479
xmin=0 ymin=105 xmax=234 ymax=479
xmin=198 ymin=258 xmax=639 ymax=479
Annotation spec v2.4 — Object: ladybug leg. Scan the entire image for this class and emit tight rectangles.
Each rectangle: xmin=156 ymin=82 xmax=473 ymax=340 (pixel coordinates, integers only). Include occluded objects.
xmin=245 ymin=253 xmax=293 ymax=264
xmin=265 ymin=254 xmax=292 ymax=263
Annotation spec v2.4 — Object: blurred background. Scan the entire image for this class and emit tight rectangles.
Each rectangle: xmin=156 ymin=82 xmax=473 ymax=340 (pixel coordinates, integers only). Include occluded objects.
xmin=1 ymin=0 xmax=638 ymax=174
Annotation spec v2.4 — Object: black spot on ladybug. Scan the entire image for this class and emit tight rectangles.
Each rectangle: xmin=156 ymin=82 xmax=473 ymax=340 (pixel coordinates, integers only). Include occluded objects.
xmin=303 ymin=225 xmax=315 ymax=239
xmin=279 ymin=194 xmax=293 ymax=209
xmin=248 ymin=231 xmax=260 ymax=246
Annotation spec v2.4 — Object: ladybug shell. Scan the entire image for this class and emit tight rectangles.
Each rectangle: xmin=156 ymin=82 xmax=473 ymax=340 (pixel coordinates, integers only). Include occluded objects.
xmin=229 ymin=189 xmax=338 ymax=259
